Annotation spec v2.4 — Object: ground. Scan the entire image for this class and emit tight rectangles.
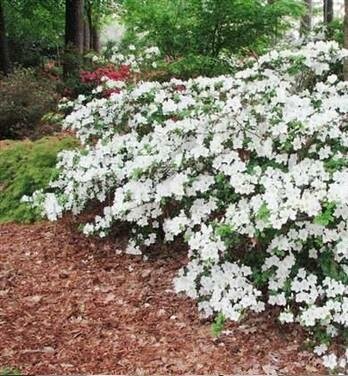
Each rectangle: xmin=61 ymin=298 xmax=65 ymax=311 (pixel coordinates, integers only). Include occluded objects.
xmin=0 ymin=220 xmax=324 ymax=375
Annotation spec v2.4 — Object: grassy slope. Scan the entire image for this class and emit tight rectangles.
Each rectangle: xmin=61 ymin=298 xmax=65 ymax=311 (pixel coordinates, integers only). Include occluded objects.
xmin=0 ymin=136 xmax=77 ymax=223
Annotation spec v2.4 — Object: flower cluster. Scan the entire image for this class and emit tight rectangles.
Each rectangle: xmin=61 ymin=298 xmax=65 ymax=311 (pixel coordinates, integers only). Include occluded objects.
xmin=93 ymin=44 xmax=161 ymax=73
xmin=30 ymin=40 xmax=348 ymax=371
xmin=79 ymin=64 xmax=131 ymax=97
xmin=80 ymin=64 xmax=131 ymax=85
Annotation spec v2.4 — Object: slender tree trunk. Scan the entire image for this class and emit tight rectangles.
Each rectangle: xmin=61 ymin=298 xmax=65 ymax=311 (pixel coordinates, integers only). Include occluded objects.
xmin=91 ymin=26 xmax=100 ymax=53
xmin=85 ymin=0 xmax=100 ymax=53
xmin=65 ymin=0 xmax=84 ymax=53
xmin=323 ymin=0 xmax=334 ymax=24
xmin=64 ymin=0 xmax=84 ymax=77
xmin=344 ymin=0 xmax=348 ymax=80
xmin=0 ymin=0 xmax=11 ymax=75
xmin=300 ymin=0 xmax=312 ymax=35
xmin=83 ymin=0 xmax=92 ymax=52
xmin=83 ymin=18 xmax=91 ymax=51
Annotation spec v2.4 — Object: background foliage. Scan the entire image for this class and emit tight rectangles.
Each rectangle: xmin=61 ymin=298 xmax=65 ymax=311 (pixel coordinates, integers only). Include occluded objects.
xmin=0 ymin=68 xmax=58 ymax=139
xmin=3 ymin=0 xmax=65 ymax=66
xmin=122 ymin=0 xmax=304 ymax=57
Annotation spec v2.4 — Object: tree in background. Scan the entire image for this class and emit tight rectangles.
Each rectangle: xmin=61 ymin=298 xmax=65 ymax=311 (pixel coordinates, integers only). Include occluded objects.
xmin=300 ymin=0 xmax=312 ymax=34
xmin=65 ymin=0 xmax=84 ymax=54
xmin=64 ymin=0 xmax=116 ymax=76
xmin=84 ymin=0 xmax=92 ymax=51
xmin=0 ymin=0 xmax=116 ymax=71
xmin=323 ymin=0 xmax=334 ymax=24
xmin=0 ymin=0 xmax=11 ymax=74
xmin=122 ymin=0 xmax=304 ymax=58
xmin=84 ymin=0 xmax=102 ymax=52
xmin=85 ymin=0 xmax=119 ymax=53
xmin=3 ymin=0 xmax=65 ymax=67
xmin=63 ymin=0 xmax=84 ymax=77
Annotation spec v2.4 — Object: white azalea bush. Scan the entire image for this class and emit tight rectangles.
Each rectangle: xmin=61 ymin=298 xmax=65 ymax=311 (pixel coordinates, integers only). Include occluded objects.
xmin=30 ymin=41 xmax=348 ymax=370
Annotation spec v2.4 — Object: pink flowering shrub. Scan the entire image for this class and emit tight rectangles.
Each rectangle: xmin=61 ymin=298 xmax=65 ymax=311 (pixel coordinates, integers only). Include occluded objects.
xmin=78 ymin=64 xmax=131 ymax=98
xmin=80 ymin=64 xmax=131 ymax=86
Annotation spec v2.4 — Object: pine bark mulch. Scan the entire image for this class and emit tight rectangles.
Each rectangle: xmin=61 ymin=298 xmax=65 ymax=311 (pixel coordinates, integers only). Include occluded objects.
xmin=0 ymin=221 xmax=323 ymax=375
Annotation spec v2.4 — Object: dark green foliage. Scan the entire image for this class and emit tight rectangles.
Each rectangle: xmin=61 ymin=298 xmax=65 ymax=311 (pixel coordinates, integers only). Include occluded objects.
xmin=61 ymin=46 xmax=85 ymax=87
xmin=162 ymin=55 xmax=232 ymax=79
xmin=0 ymin=68 xmax=58 ymax=139
xmin=4 ymin=0 xmax=65 ymax=66
xmin=138 ymin=55 xmax=234 ymax=81
xmin=3 ymin=0 xmax=116 ymax=67
xmin=0 ymin=136 xmax=78 ymax=223
xmin=326 ymin=19 xmax=344 ymax=45
xmin=122 ymin=0 xmax=304 ymax=58
xmin=59 ymin=52 xmax=105 ymax=97
xmin=311 ymin=20 xmax=344 ymax=47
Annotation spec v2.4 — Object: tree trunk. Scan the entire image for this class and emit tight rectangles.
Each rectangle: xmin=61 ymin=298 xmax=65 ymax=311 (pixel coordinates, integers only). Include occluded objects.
xmin=300 ymin=0 xmax=312 ymax=35
xmin=0 ymin=0 xmax=11 ymax=75
xmin=85 ymin=0 xmax=100 ymax=53
xmin=65 ymin=0 xmax=84 ymax=53
xmin=323 ymin=0 xmax=334 ymax=24
xmin=83 ymin=1 xmax=92 ymax=52
xmin=344 ymin=0 xmax=348 ymax=80
xmin=83 ymin=18 xmax=91 ymax=51
xmin=64 ymin=0 xmax=84 ymax=77
xmin=91 ymin=26 xmax=100 ymax=53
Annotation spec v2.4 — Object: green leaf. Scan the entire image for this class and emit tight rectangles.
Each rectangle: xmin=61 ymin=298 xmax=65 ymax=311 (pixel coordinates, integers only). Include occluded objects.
xmin=256 ymin=203 xmax=270 ymax=221
xmin=211 ymin=312 xmax=226 ymax=337
xmin=314 ymin=202 xmax=335 ymax=226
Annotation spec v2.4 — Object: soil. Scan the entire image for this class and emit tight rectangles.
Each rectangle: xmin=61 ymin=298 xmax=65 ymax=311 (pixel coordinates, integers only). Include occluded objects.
xmin=0 ymin=220 xmax=324 ymax=375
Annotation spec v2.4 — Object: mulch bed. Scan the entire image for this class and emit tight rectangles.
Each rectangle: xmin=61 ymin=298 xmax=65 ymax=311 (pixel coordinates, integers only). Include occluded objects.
xmin=0 ymin=220 xmax=324 ymax=375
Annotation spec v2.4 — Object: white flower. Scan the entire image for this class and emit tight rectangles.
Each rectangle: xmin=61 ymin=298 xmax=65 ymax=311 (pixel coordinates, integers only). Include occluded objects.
xmin=327 ymin=74 xmax=337 ymax=84
xmin=43 ymin=194 xmax=62 ymax=221
xmin=314 ymin=344 xmax=328 ymax=356
xmin=29 ymin=41 xmax=348 ymax=371
xmin=279 ymin=311 xmax=294 ymax=323
xmin=322 ymin=353 xmax=337 ymax=370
